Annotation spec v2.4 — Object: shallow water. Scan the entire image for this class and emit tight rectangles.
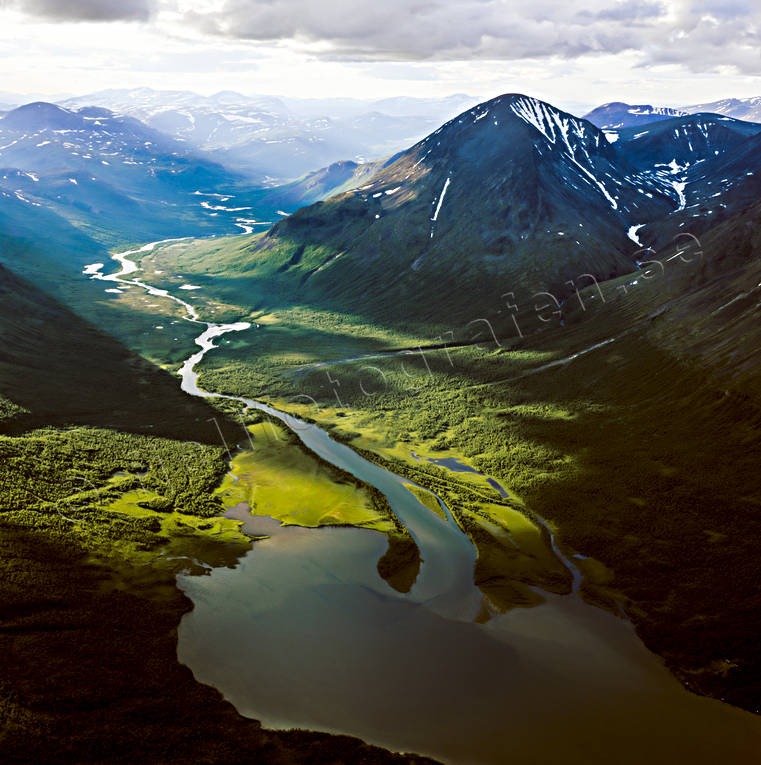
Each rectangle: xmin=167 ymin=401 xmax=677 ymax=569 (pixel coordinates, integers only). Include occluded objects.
xmin=178 ymin=506 xmax=761 ymax=764
xmin=427 ymin=456 xmax=482 ymax=472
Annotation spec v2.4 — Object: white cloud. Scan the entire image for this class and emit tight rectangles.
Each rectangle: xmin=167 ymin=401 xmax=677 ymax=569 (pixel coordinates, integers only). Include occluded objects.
xmin=177 ymin=0 xmax=761 ymax=76
xmin=0 ymin=1 xmax=758 ymax=105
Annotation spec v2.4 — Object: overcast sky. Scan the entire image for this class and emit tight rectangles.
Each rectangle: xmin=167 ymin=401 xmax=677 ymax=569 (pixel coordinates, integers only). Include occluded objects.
xmin=1 ymin=0 xmax=760 ymax=111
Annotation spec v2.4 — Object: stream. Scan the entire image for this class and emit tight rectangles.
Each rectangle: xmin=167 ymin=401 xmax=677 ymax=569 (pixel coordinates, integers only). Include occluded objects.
xmin=85 ymin=242 xmax=761 ymax=765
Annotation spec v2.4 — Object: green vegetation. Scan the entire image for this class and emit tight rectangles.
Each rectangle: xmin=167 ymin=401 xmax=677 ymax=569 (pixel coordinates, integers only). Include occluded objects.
xmin=159 ymin=232 xmax=761 ymax=712
xmin=0 ymin=395 xmax=28 ymax=423
xmin=0 ymin=427 xmax=252 ymax=570
xmin=217 ymin=421 xmax=397 ymax=532
xmin=403 ymin=483 xmax=446 ymax=520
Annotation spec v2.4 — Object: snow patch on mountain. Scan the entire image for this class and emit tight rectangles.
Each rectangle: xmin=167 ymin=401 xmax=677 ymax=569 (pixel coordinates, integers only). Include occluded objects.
xmin=627 ymin=224 xmax=645 ymax=245
xmin=430 ymin=175 xmax=451 ymax=238
xmin=628 ymin=106 xmax=686 ymax=118
xmin=510 ymin=96 xmax=618 ymax=210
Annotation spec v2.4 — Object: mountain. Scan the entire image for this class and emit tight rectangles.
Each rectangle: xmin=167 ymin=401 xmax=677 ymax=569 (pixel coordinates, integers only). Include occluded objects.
xmin=607 ymin=114 xmax=761 ymax=248
xmin=2 ymin=101 xmax=90 ymax=131
xmin=243 ymin=155 xmax=404 ymax=217
xmin=683 ymin=96 xmax=761 ymax=123
xmin=0 ymin=102 xmax=264 ymax=244
xmin=198 ymin=93 xmax=678 ymax=326
xmin=664 ymin=129 xmax=761 ymax=235
xmin=584 ymin=102 xmax=686 ymax=130
xmin=613 ymin=113 xmax=761 ymax=169
xmin=60 ymin=88 xmax=479 ymax=182
xmin=605 ymin=113 xmax=761 ymax=239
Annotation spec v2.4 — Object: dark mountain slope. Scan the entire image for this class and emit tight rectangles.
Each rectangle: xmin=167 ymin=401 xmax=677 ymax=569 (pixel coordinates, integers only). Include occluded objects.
xmin=615 ymin=113 xmax=761 ymax=171
xmin=680 ymin=129 xmax=761 ymax=222
xmin=529 ymin=194 xmax=761 ymax=712
xmin=0 ymin=185 xmax=107 ymax=293
xmin=652 ymin=196 xmax=761 ymax=389
xmin=0 ymin=261 xmax=231 ymax=442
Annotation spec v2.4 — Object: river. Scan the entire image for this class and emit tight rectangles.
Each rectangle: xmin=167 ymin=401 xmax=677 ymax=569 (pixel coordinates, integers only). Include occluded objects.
xmin=85 ymin=242 xmax=761 ymax=764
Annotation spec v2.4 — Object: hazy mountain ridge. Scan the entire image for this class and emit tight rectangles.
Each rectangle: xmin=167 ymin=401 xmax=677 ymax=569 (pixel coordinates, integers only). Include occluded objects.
xmin=683 ymin=96 xmax=761 ymax=123
xmin=6 ymin=89 xmax=761 ymax=313
xmin=60 ymin=88 xmax=479 ymax=182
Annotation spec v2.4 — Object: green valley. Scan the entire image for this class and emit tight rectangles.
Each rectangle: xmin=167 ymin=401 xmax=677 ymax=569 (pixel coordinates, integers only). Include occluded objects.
xmin=3 ymin=71 xmax=761 ymax=765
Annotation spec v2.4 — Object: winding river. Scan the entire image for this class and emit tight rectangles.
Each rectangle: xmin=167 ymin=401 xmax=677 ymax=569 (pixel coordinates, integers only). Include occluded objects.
xmin=86 ymin=242 xmax=761 ymax=765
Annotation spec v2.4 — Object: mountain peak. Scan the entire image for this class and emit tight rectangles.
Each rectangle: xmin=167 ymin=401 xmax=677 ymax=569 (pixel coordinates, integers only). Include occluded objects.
xmin=2 ymin=101 xmax=86 ymax=131
xmin=506 ymin=94 xmax=595 ymax=140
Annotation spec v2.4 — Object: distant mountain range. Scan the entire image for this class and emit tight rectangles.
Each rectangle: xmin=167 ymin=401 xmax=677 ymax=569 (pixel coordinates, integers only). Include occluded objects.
xmin=4 ymin=92 xmax=761 ymax=282
xmin=682 ymin=96 xmax=761 ymax=123
xmin=584 ymin=96 xmax=761 ymax=130
xmin=0 ymin=101 xmax=266 ymax=245
xmin=59 ymin=88 xmax=479 ymax=182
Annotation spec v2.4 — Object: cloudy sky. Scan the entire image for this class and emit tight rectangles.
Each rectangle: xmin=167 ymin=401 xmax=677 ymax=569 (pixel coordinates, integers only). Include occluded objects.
xmin=1 ymin=0 xmax=760 ymax=110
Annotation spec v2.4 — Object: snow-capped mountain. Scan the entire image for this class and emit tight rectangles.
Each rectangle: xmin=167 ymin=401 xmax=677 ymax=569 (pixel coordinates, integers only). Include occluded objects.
xmin=59 ymin=88 xmax=479 ymax=182
xmin=655 ymin=127 xmax=761 ymax=238
xmin=607 ymin=113 xmax=761 ymax=244
xmin=613 ymin=114 xmax=761 ymax=168
xmin=0 ymin=102 xmax=216 ymax=177
xmin=584 ymin=102 xmax=687 ymax=130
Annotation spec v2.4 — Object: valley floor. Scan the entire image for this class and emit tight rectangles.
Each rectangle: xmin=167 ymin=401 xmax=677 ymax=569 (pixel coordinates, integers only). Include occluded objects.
xmin=133 ymin=235 xmax=761 ymax=716
xmin=3 ymin=230 xmax=761 ymax=761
